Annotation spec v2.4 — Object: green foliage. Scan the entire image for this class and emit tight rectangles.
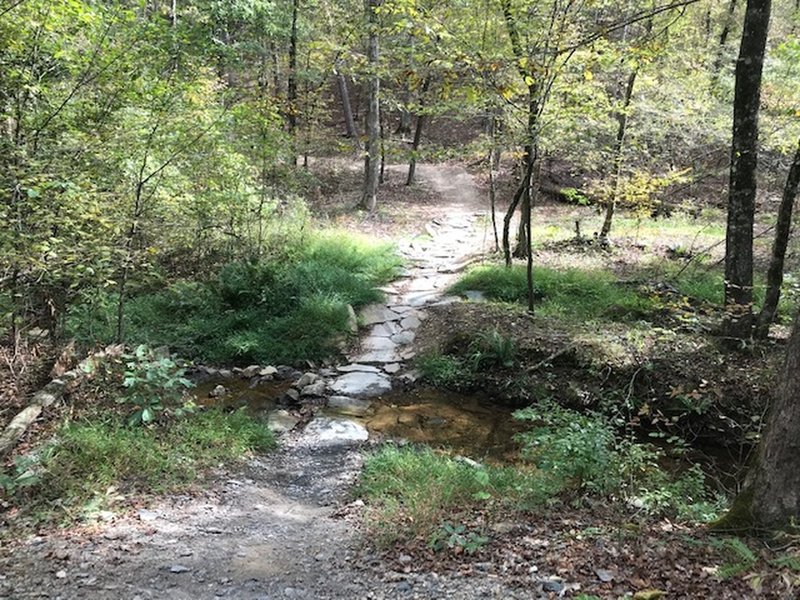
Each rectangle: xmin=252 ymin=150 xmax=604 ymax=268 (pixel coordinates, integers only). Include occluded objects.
xmin=451 ymin=265 xmax=655 ymax=321
xmin=67 ymin=232 xmax=402 ymax=364
xmin=416 ymin=353 xmax=470 ymax=388
xmin=711 ymin=537 xmax=759 ymax=579
xmin=429 ymin=521 xmax=489 ymax=554
xmin=0 ymin=451 xmax=53 ymax=496
xmin=514 ymin=402 xmax=714 ymax=519
xmin=33 ymin=410 xmax=275 ymax=515
xmin=118 ymin=345 xmax=194 ymax=426
xmin=357 ymin=445 xmax=548 ymax=545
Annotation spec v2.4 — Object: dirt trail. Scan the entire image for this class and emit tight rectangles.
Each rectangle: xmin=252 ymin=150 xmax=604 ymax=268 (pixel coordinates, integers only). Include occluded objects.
xmin=0 ymin=163 xmax=531 ymax=600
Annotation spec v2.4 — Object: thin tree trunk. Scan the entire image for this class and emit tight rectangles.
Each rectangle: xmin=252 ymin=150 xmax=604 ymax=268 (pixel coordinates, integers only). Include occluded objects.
xmin=755 ymin=140 xmax=800 ymax=338
xmin=503 ymin=157 xmax=534 ymax=266
xmin=711 ymin=0 xmax=740 ymax=87
xmin=525 ymin=157 xmax=541 ymax=314
xmin=406 ymin=77 xmax=431 ymax=186
xmin=599 ymin=67 xmax=638 ymax=243
xmin=361 ymin=0 xmax=381 ymax=211
xmin=336 ymin=70 xmax=359 ymax=142
xmin=723 ymin=0 xmax=771 ymax=341
xmin=287 ymin=0 xmax=299 ymax=165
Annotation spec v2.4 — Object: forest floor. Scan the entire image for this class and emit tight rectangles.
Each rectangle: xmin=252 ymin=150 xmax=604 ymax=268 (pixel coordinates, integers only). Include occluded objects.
xmin=1 ymin=161 xmax=798 ymax=599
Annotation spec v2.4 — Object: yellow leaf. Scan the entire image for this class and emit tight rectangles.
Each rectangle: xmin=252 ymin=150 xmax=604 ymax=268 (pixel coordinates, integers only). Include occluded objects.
xmin=584 ymin=70 xmax=594 ymax=81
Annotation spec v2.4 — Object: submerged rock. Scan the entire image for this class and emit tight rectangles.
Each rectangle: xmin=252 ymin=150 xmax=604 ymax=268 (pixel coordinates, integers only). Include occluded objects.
xmin=327 ymin=395 xmax=372 ymax=417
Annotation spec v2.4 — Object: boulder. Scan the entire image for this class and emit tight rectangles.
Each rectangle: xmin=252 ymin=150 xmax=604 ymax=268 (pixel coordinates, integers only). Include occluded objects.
xmin=300 ymin=381 xmax=327 ymax=397
xmin=295 ymin=372 xmax=318 ymax=388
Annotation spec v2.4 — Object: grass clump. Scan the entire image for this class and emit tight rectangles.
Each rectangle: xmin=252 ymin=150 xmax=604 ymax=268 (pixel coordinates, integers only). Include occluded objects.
xmin=24 ymin=410 xmax=275 ymax=516
xmin=357 ymin=445 xmax=548 ymax=545
xmin=450 ymin=265 xmax=654 ymax=321
xmin=67 ymin=231 xmax=402 ymax=364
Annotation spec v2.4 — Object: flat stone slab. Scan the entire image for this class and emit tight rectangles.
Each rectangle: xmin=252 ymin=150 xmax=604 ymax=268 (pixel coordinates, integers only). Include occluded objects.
xmin=363 ymin=336 xmax=397 ymax=351
xmin=369 ymin=322 xmax=401 ymax=337
xmin=302 ymin=417 xmax=369 ymax=446
xmin=391 ymin=331 xmax=415 ymax=345
xmin=351 ymin=349 xmax=402 ymax=364
xmin=383 ymin=363 xmax=402 ymax=374
xmin=400 ymin=315 xmax=422 ymax=330
xmin=403 ymin=291 xmax=442 ymax=307
xmin=359 ymin=304 xmax=402 ymax=326
xmin=267 ymin=409 xmax=300 ymax=434
xmin=337 ymin=364 xmax=381 ymax=374
xmin=327 ymin=395 xmax=372 ymax=417
xmin=330 ymin=371 xmax=392 ymax=397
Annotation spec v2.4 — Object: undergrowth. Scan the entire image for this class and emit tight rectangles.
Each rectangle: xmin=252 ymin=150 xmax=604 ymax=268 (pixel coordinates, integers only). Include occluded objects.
xmin=66 ymin=231 xmax=402 ymax=364
xmin=359 ymin=403 xmax=719 ymax=547
xmin=450 ymin=265 xmax=654 ymax=320
xmin=2 ymin=410 xmax=275 ymax=523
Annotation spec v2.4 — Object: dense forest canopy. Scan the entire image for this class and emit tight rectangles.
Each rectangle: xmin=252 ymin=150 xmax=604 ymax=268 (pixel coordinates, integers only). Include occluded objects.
xmin=2 ymin=0 xmax=799 ymax=344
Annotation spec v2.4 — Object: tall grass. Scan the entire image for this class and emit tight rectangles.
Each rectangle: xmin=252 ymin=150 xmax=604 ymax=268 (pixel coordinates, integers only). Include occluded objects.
xmin=450 ymin=265 xmax=654 ymax=321
xmin=67 ymin=231 xmax=402 ymax=364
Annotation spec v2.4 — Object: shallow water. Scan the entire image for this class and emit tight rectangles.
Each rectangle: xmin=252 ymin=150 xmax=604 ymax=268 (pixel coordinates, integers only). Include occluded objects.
xmin=359 ymin=387 xmax=523 ymax=462
xmin=192 ymin=379 xmax=292 ymax=413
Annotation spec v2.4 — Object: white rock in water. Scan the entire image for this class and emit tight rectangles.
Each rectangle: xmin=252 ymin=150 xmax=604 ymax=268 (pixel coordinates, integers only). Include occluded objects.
xmin=302 ymin=417 xmax=369 ymax=446
xmin=330 ymin=372 xmax=391 ymax=397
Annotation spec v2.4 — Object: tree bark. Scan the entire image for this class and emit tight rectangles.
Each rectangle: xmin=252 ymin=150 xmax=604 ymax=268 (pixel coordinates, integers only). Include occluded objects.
xmin=287 ymin=0 xmax=299 ymax=165
xmin=710 ymin=0 xmax=740 ymax=86
xmin=755 ymin=139 xmax=800 ymax=338
xmin=361 ymin=0 xmax=381 ymax=211
xmin=406 ymin=77 xmax=431 ymax=186
xmin=717 ymin=312 xmax=800 ymax=531
xmin=599 ymin=67 xmax=638 ymax=243
xmin=723 ymin=0 xmax=771 ymax=341
xmin=336 ymin=70 xmax=359 ymax=142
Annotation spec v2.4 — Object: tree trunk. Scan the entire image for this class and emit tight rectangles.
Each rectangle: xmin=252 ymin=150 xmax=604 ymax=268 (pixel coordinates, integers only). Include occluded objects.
xmin=525 ymin=157 xmax=541 ymax=314
xmin=599 ymin=67 xmax=638 ymax=244
xmin=723 ymin=0 xmax=771 ymax=341
xmin=360 ymin=0 xmax=381 ymax=211
xmin=287 ymin=0 xmax=299 ymax=165
xmin=406 ymin=77 xmax=431 ymax=186
xmin=336 ymin=70 xmax=359 ymax=142
xmin=755 ymin=139 xmax=800 ymax=338
xmin=710 ymin=0 xmax=740 ymax=87
xmin=717 ymin=312 xmax=800 ymax=531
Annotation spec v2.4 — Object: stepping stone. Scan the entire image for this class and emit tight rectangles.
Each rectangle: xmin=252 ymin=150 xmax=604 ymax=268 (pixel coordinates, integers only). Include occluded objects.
xmin=408 ymin=278 xmax=437 ymax=292
xmin=330 ymin=371 xmax=392 ymax=397
xmin=327 ymin=395 xmax=372 ymax=417
xmin=391 ymin=305 xmax=415 ymax=314
xmin=383 ymin=363 xmax=402 ymax=375
xmin=337 ymin=364 xmax=381 ymax=374
xmin=400 ymin=315 xmax=422 ymax=330
xmin=403 ymin=291 xmax=442 ymax=307
xmin=351 ymin=349 xmax=402 ymax=364
xmin=391 ymin=331 xmax=415 ymax=345
xmin=359 ymin=304 xmax=402 ymax=326
xmin=302 ymin=417 xmax=369 ymax=446
xmin=267 ymin=410 xmax=300 ymax=434
xmin=369 ymin=323 xmax=399 ymax=338
xmin=363 ymin=336 xmax=397 ymax=351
